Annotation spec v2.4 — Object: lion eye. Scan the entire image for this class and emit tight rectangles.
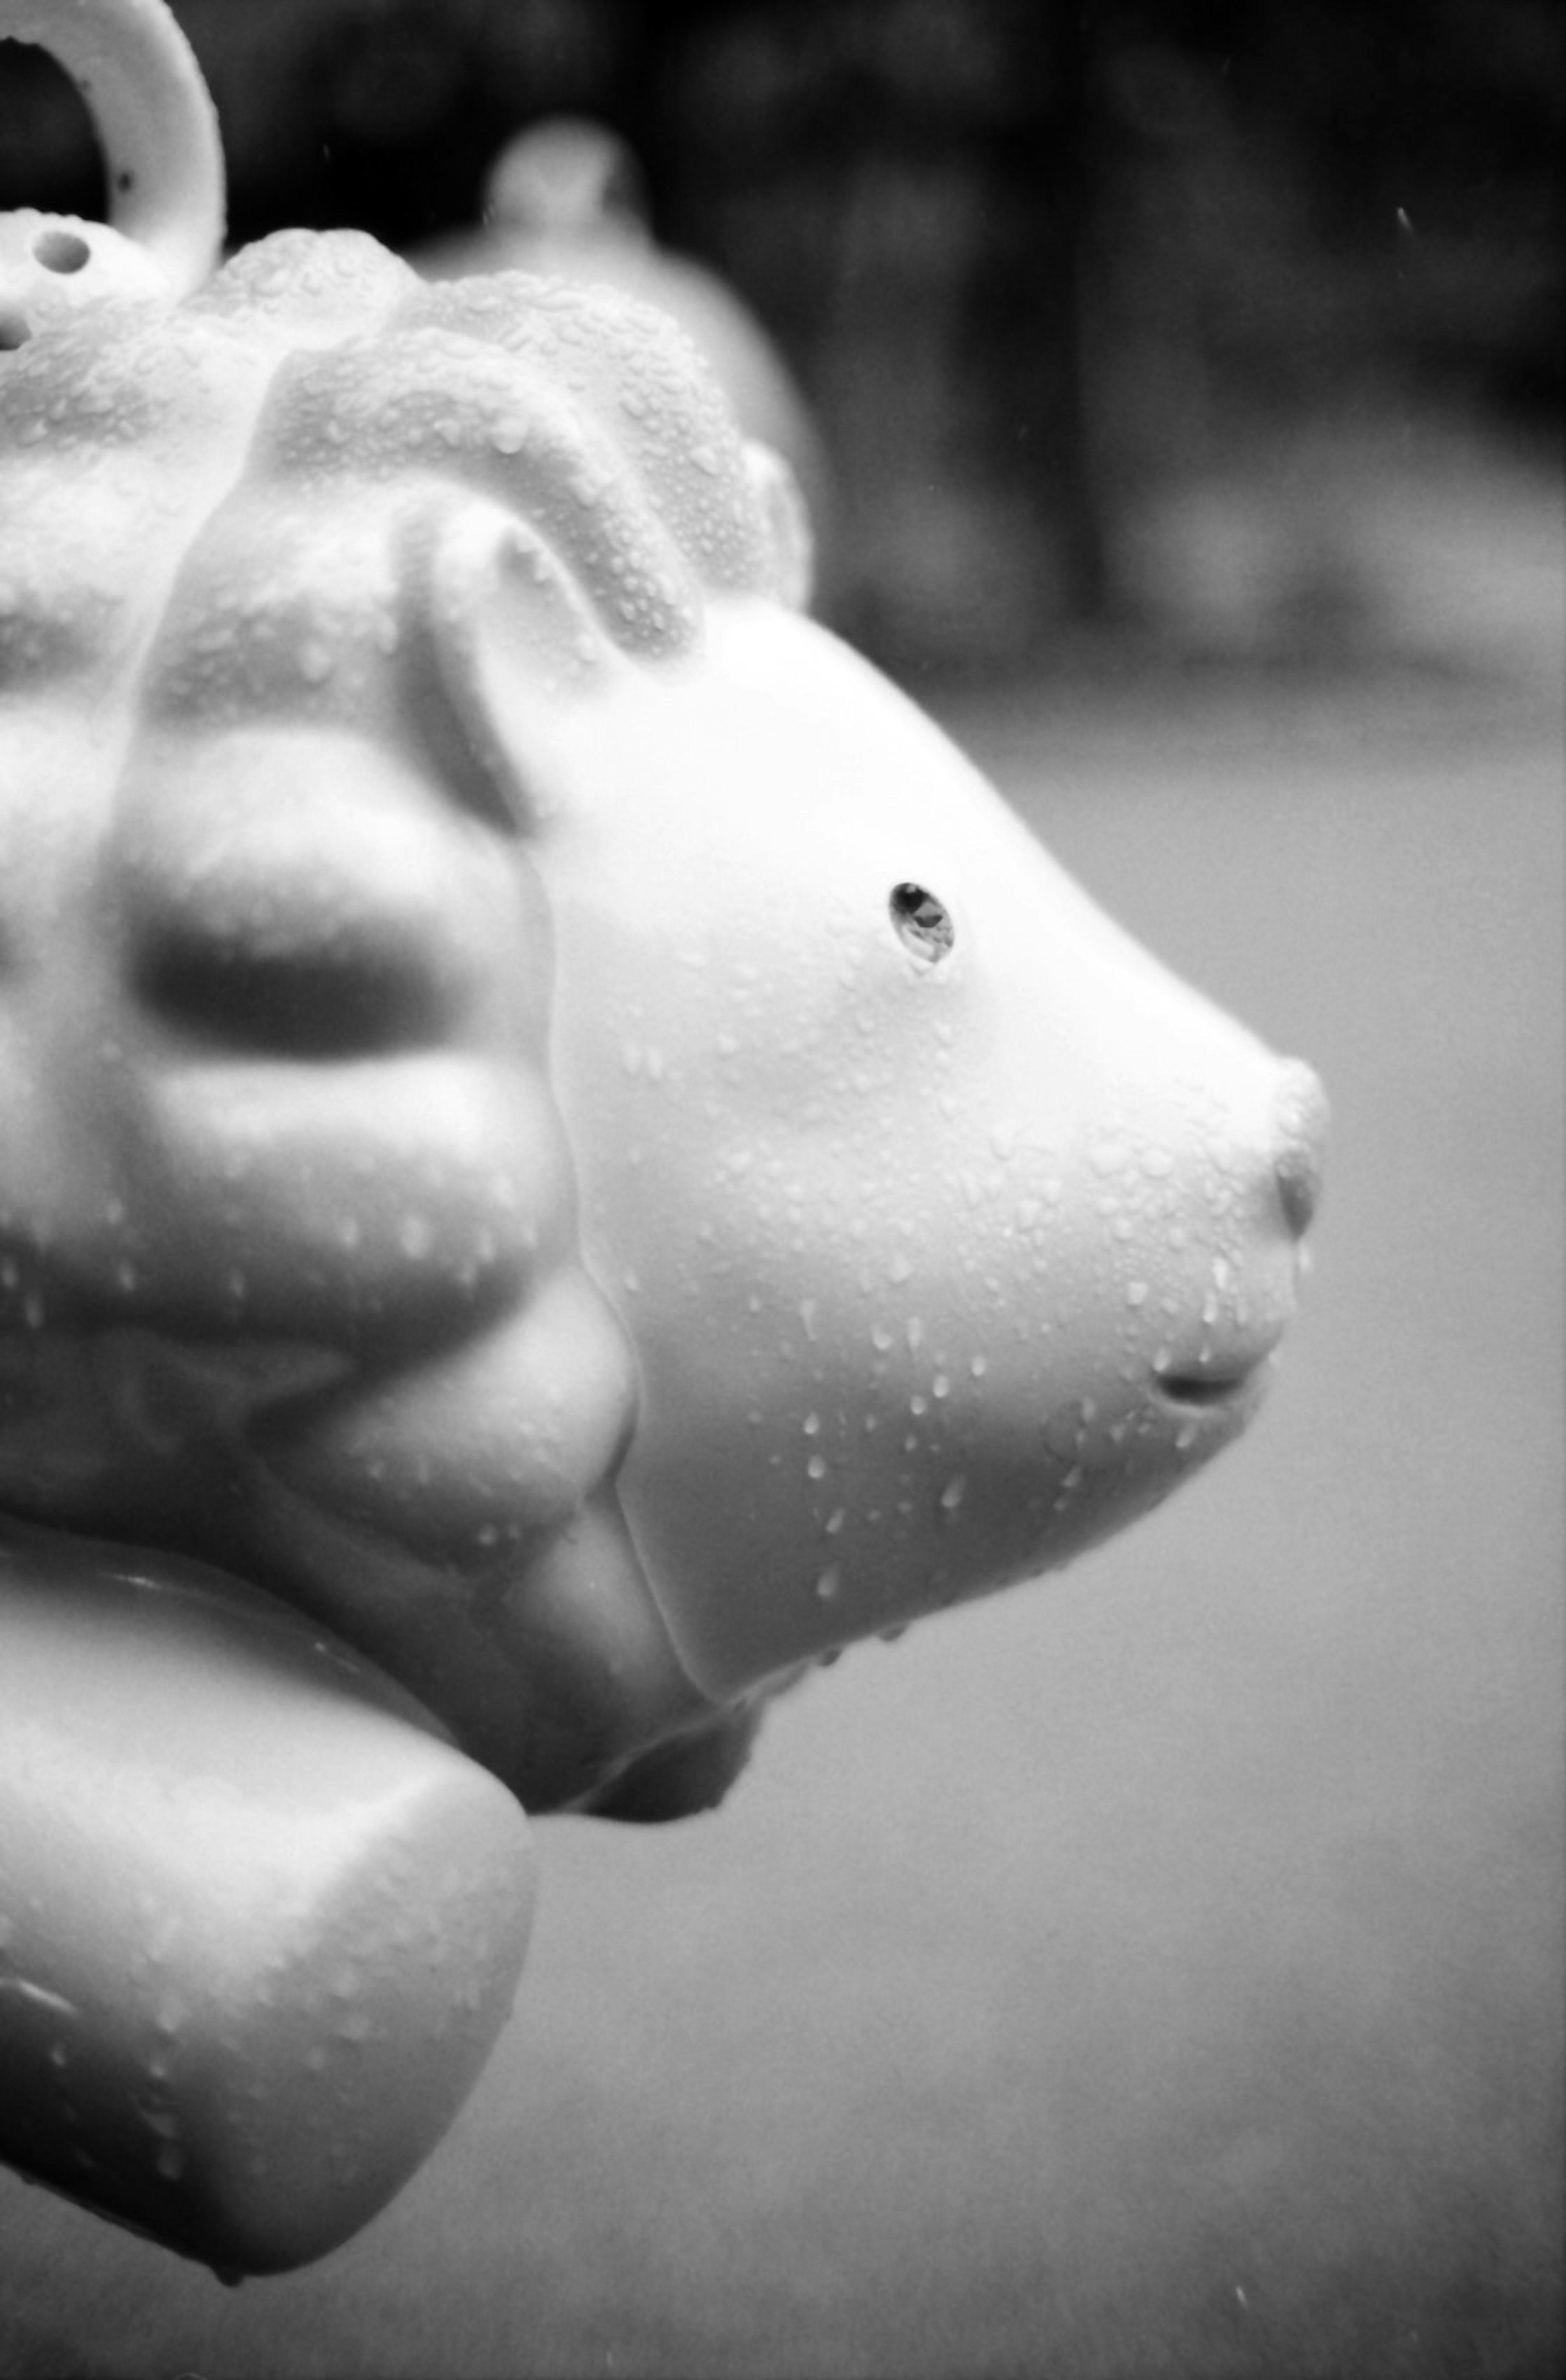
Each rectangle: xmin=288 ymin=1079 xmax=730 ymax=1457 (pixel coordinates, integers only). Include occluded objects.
xmin=889 ymin=882 xmax=955 ymax=962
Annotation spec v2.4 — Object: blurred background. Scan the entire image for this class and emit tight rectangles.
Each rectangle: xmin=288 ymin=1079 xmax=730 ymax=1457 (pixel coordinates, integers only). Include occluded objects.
xmin=1 ymin=0 xmax=1559 ymax=678
xmin=0 ymin=4 xmax=1561 ymax=2376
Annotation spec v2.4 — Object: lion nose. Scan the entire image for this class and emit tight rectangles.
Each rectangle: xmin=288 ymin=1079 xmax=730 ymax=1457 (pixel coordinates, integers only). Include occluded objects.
xmin=1271 ymin=1059 xmax=1328 ymax=1240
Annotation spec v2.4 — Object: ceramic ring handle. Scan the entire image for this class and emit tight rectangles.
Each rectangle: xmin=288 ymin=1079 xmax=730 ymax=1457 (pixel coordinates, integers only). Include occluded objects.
xmin=1 ymin=0 xmax=224 ymax=295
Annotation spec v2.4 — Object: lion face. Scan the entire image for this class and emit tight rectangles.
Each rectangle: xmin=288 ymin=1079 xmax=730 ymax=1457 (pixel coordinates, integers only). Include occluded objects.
xmin=458 ymin=599 xmax=1326 ymax=1701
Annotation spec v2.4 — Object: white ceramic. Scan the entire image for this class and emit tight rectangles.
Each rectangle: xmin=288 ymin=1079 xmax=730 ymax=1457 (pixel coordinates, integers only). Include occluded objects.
xmin=0 ymin=0 xmax=1325 ymax=2274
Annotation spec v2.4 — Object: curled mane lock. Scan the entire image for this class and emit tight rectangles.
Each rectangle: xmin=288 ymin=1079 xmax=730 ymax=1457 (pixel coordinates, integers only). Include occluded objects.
xmin=2 ymin=230 xmax=812 ymax=722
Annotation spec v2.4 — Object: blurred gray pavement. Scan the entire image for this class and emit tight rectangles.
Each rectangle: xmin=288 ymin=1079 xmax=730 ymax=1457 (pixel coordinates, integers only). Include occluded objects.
xmin=1 ymin=647 xmax=1561 ymax=2375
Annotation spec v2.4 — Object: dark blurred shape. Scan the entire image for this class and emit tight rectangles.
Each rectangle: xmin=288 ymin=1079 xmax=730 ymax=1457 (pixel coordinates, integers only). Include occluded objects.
xmin=241 ymin=0 xmax=508 ymax=250
xmin=0 ymin=35 xmax=104 ymax=219
xmin=581 ymin=1705 xmax=767 ymax=1826
xmin=165 ymin=0 xmax=639 ymax=251
xmin=645 ymin=0 xmax=1562 ymax=677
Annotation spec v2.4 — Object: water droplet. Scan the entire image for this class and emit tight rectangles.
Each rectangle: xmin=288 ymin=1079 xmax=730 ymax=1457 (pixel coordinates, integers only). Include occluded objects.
xmin=807 ymin=1454 xmax=828 ymax=1481
xmin=1125 ymin=1281 xmax=1150 ymax=1307
xmin=939 ymin=1473 xmax=967 ymax=1512
xmin=814 ymin=1566 xmax=841 ymax=1601
xmin=399 ymin=1214 xmax=433 ymax=1260
xmin=803 ymin=1412 xmax=821 ymax=1436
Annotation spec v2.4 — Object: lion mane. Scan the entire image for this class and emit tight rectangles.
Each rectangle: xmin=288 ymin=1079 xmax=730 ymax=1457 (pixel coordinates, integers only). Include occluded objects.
xmin=0 ymin=230 xmax=807 ymax=1812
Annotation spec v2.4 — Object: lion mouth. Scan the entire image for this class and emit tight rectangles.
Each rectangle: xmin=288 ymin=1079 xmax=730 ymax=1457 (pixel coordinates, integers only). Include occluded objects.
xmin=1154 ymin=1362 xmax=1267 ymax=1408
xmin=1150 ymin=1336 xmax=1281 ymax=1424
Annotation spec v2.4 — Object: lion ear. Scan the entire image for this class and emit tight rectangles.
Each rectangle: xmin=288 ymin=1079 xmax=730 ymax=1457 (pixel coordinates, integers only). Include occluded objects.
xmin=745 ymin=442 xmax=814 ymax=616
xmin=399 ymin=499 xmax=612 ymax=835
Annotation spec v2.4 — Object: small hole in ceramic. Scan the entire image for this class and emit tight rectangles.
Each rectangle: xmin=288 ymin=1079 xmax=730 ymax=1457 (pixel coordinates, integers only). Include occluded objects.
xmin=890 ymin=882 xmax=956 ymax=961
xmin=33 ymin=228 xmax=92 ymax=275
